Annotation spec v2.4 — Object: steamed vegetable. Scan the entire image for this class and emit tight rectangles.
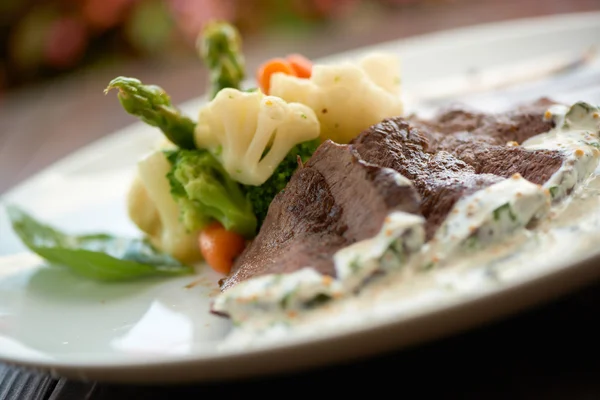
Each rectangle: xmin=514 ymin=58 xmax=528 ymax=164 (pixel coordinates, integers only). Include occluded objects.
xmin=257 ymin=58 xmax=296 ymax=95
xmin=165 ymin=149 xmax=257 ymax=238
xmin=199 ymin=221 xmax=247 ymax=274
xmin=286 ymin=54 xmax=313 ymax=79
xmin=105 ymin=77 xmax=196 ymax=149
xmin=105 ymin=21 xmax=325 ymax=267
xmin=257 ymin=54 xmax=313 ymax=94
xmin=245 ymin=138 xmax=319 ymax=225
xmin=132 ymin=150 xmax=203 ymax=263
xmin=126 ymin=174 xmax=162 ymax=238
xmin=194 ymin=87 xmax=320 ymax=186
xmin=108 ymin=77 xmax=320 ymax=244
xmin=269 ymin=52 xmax=403 ymax=144
xmin=198 ymin=20 xmax=246 ymax=99
xmin=7 ymin=205 xmax=193 ymax=281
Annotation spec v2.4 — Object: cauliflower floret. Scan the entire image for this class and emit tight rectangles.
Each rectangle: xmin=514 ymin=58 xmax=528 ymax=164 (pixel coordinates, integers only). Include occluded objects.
xmin=127 ymin=150 xmax=202 ymax=263
xmin=194 ymin=88 xmax=320 ymax=186
xmin=269 ymin=52 xmax=403 ymax=144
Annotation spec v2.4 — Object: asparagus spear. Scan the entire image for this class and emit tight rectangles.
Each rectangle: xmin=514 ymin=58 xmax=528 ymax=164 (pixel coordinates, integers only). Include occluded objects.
xmin=198 ymin=20 xmax=246 ymax=99
xmin=105 ymin=77 xmax=197 ymax=150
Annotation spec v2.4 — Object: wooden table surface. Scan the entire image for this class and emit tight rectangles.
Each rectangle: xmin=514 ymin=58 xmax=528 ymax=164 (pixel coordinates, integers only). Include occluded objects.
xmin=1 ymin=0 xmax=600 ymax=398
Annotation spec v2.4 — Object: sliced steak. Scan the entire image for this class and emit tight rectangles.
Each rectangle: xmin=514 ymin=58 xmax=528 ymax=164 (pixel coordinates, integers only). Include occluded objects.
xmin=221 ymin=99 xmax=567 ymax=292
xmin=350 ymin=117 xmax=504 ymax=239
xmin=220 ymin=140 xmax=421 ymax=291
xmin=420 ymin=133 xmax=564 ymax=185
xmin=412 ymin=97 xmax=556 ymax=145
xmin=409 ymin=98 xmax=563 ymax=185
xmin=457 ymin=146 xmax=564 ymax=185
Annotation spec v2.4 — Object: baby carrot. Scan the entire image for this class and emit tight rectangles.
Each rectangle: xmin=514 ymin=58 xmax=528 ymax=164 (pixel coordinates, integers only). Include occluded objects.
xmin=286 ymin=53 xmax=313 ymax=79
xmin=256 ymin=58 xmax=296 ymax=95
xmin=199 ymin=221 xmax=247 ymax=275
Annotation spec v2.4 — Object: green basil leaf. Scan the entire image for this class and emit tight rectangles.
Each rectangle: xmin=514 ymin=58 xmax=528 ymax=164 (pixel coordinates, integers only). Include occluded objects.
xmin=6 ymin=205 xmax=193 ymax=281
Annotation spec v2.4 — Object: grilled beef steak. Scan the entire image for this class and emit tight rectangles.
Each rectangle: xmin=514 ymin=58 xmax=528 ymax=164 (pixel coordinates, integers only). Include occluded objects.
xmin=350 ymin=117 xmax=504 ymax=238
xmin=220 ymin=140 xmax=421 ymax=291
xmin=408 ymin=98 xmax=562 ymax=185
xmin=221 ymin=99 xmax=566 ymax=291
xmin=411 ymin=97 xmax=555 ymax=144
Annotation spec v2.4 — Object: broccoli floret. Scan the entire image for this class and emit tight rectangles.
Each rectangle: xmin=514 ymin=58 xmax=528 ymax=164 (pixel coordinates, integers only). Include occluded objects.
xmin=244 ymin=139 xmax=320 ymax=227
xmin=165 ymin=149 xmax=257 ymax=239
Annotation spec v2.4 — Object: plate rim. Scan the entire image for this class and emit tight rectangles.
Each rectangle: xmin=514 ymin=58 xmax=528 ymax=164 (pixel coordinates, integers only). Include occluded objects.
xmin=2 ymin=10 xmax=600 ymax=383
xmin=4 ymin=248 xmax=600 ymax=384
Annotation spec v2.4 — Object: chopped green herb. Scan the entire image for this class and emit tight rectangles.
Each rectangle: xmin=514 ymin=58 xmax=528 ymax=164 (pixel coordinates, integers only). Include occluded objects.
xmin=493 ymin=203 xmax=517 ymax=222
xmin=566 ymin=102 xmax=597 ymax=121
xmin=280 ymin=289 xmax=297 ymax=309
xmin=387 ymin=242 xmax=405 ymax=261
xmin=464 ymin=235 xmax=479 ymax=250
xmin=305 ymin=293 xmax=331 ymax=309
xmin=589 ymin=142 xmax=600 ymax=149
xmin=349 ymin=258 xmax=361 ymax=273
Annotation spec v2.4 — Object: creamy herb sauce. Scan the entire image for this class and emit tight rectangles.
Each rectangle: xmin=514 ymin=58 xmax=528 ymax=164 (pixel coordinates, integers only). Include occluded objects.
xmin=214 ymin=102 xmax=600 ymax=351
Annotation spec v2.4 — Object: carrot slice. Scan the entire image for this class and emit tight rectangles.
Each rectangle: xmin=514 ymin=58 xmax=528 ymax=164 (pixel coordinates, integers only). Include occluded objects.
xmin=256 ymin=58 xmax=296 ymax=95
xmin=199 ymin=222 xmax=247 ymax=275
xmin=286 ymin=53 xmax=313 ymax=79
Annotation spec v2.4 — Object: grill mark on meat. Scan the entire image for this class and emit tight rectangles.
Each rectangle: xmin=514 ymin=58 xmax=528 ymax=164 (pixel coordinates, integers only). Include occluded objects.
xmin=220 ymin=141 xmax=421 ymax=291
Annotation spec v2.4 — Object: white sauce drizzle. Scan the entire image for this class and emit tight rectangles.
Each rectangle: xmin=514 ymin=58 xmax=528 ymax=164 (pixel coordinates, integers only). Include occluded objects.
xmin=523 ymin=102 xmax=600 ymax=199
xmin=211 ymin=210 xmax=425 ymax=320
xmin=214 ymin=101 xmax=600 ymax=351
xmin=334 ymin=211 xmax=425 ymax=291
xmin=421 ymin=175 xmax=550 ymax=268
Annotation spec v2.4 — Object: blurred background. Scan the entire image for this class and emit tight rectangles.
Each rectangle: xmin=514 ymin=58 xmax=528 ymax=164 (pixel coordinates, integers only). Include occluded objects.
xmin=0 ymin=0 xmax=598 ymax=194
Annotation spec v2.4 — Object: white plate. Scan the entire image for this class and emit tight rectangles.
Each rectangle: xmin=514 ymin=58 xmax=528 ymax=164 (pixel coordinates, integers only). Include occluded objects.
xmin=1 ymin=12 xmax=600 ymax=383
